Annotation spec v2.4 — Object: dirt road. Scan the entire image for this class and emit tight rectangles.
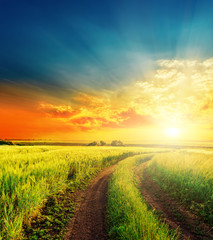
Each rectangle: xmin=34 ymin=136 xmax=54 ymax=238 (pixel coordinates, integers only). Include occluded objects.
xmin=65 ymin=165 xmax=116 ymax=240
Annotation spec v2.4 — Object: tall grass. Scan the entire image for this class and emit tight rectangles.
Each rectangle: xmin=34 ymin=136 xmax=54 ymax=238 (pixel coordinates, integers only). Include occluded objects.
xmin=107 ymin=154 xmax=177 ymax=240
xmin=147 ymin=151 xmax=213 ymax=225
xmin=0 ymin=145 xmax=142 ymax=239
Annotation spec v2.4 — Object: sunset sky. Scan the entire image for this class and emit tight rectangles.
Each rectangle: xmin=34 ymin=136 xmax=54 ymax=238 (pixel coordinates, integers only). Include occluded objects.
xmin=1 ymin=0 xmax=213 ymax=143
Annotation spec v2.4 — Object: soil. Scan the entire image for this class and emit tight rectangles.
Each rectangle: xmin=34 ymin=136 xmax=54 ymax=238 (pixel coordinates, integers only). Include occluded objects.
xmin=65 ymin=164 xmax=116 ymax=240
xmin=136 ymin=162 xmax=213 ymax=240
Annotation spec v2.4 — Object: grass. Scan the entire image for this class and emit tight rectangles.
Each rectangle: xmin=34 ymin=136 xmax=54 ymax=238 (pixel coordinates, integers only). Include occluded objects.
xmin=147 ymin=150 xmax=213 ymax=226
xmin=23 ymin=184 xmax=77 ymax=240
xmin=107 ymin=154 xmax=178 ymax=240
xmin=0 ymin=145 xmax=144 ymax=240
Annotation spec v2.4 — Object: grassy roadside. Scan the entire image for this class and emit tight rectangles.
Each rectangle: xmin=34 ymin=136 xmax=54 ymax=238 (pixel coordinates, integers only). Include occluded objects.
xmin=107 ymin=154 xmax=178 ymax=240
xmin=147 ymin=151 xmax=213 ymax=226
xmin=22 ymin=169 xmax=100 ymax=240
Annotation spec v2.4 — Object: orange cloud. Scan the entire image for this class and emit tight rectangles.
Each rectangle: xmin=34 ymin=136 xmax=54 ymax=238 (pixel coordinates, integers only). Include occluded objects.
xmin=1 ymin=58 xmax=213 ymax=141
xmin=118 ymin=108 xmax=154 ymax=127
xmin=39 ymin=103 xmax=81 ymax=118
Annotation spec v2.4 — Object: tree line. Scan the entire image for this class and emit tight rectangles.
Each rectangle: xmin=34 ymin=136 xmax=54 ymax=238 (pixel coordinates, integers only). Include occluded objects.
xmin=87 ymin=140 xmax=124 ymax=146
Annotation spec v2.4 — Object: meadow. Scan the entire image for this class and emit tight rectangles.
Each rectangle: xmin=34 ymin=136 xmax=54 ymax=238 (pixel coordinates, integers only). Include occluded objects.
xmin=107 ymin=149 xmax=213 ymax=239
xmin=0 ymin=145 xmax=212 ymax=239
xmin=147 ymin=150 xmax=213 ymax=225
xmin=0 ymin=145 xmax=142 ymax=239
xmin=107 ymin=154 xmax=178 ymax=240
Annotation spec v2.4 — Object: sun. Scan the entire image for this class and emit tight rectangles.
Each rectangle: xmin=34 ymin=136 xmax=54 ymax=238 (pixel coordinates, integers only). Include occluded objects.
xmin=165 ymin=127 xmax=180 ymax=138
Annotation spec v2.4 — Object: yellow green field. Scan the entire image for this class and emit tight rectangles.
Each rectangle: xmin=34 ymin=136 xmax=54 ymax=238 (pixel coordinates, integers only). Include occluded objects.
xmin=147 ymin=150 xmax=213 ymax=224
xmin=107 ymin=149 xmax=213 ymax=239
xmin=0 ymin=145 xmax=213 ymax=239
xmin=0 ymin=145 xmax=145 ymax=239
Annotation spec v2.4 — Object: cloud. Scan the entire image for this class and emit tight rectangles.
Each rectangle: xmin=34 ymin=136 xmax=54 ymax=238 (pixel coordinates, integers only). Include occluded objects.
xmin=39 ymin=103 xmax=81 ymax=118
xmin=37 ymin=58 xmax=213 ymax=131
xmin=37 ymin=99 xmax=154 ymax=132
xmin=2 ymin=58 xmax=213 ymax=139
xmin=118 ymin=108 xmax=154 ymax=127
xmin=128 ymin=58 xmax=213 ymax=124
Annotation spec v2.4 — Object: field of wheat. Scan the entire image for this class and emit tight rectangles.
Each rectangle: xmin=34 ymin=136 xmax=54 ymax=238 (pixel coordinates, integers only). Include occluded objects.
xmin=1 ymin=146 xmax=212 ymax=239
xmin=147 ymin=150 xmax=213 ymax=225
xmin=107 ymin=154 xmax=178 ymax=240
xmin=0 ymin=145 xmax=144 ymax=239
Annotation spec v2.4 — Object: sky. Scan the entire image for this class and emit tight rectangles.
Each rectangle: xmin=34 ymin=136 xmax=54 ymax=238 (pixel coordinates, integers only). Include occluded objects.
xmin=1 ymin=0 xmax=213 ymax=143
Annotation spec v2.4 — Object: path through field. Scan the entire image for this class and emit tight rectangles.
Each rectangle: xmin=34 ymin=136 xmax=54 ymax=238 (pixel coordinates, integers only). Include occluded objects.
xmin=65 ymin=164 xmax=116 ymax=240
xmin=136 ymin=162 xmax=213 ymax=240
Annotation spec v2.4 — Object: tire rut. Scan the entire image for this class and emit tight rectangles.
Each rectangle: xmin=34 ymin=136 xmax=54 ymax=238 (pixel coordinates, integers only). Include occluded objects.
xmin=136 ymin=162 xmax=213 ymax=240
xmin=65 ymin=165 xmax=116 ymax=240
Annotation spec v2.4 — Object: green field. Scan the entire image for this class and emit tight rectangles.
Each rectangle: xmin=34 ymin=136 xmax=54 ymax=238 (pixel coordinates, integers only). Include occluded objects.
xmin=107 ymin=149 xmax=213 ymax=239
xmin=0 ymin=145 xmax=144 ymax=239
xmin=0 ymin=145 xmax=212 ymax=239
xmin=107 ymin=154 xmax=177 ymax=240
xmin=147 ymin=150 xmax=213 ymax=225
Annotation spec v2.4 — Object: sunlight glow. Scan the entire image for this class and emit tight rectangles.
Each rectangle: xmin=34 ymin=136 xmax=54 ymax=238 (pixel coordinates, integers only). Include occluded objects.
xmin=166 ymin=127 xmax=180 ymax=138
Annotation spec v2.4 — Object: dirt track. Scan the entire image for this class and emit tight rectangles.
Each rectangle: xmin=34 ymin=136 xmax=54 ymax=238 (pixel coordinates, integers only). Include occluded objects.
xmin=65 ymin=165 xmax=116 ymax=240
xmin=136 ymin=163 xmax=213 ymax=240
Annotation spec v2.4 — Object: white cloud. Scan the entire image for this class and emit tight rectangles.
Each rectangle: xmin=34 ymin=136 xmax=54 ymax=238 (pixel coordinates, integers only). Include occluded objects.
xmin=125 ymin=58 xmax=213 ymax=124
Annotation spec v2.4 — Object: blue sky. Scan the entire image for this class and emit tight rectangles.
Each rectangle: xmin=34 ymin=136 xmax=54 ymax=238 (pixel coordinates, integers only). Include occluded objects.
xmin=0 ymin=0 xmax=213 ymax=91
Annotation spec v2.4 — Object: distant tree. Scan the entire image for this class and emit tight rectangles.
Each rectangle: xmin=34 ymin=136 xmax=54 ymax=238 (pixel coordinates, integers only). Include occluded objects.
xmin=87 ymin=141 xmax=98 ymax=146
xmin=100 ymin=140 xmax=106 ymax=146
xmin=0 ymin=140 xmax=14 ymax=145
xmin=117 ymin=140 xmax=123 ymax=146
xmin=111 ymin=140 xmax=123 ymax=146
